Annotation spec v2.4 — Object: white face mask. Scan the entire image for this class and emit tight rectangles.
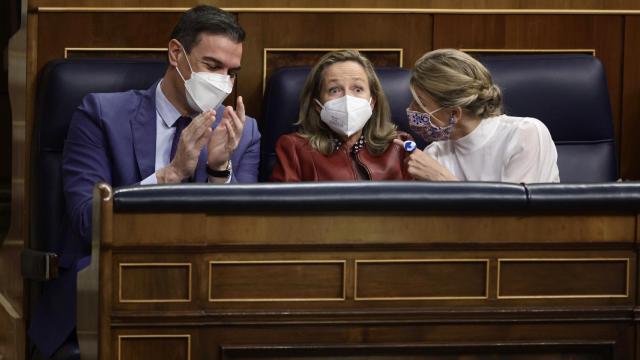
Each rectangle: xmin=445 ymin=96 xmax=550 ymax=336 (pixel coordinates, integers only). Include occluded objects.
xmin=315 ymin=95 xmax=373 ymax=137
xmin=175 ymin=45 xmax=233 ymax=113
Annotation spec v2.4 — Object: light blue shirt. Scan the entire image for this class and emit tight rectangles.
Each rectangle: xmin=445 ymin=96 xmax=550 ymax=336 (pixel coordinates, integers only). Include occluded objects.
xmin=140 ymin=81 xmax=232 ymax=184
xmin=140 ymin=81 xmax=182 ymax=185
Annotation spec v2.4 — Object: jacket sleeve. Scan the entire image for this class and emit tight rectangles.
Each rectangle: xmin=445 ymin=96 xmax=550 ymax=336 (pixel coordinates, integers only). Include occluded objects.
xmin=231 ymin=117 xmax=261 ymax=183
xmin=62 ymin=94 xmax=112 ymax=247
xmin=270 ymin=135 xmax=303 ymax=182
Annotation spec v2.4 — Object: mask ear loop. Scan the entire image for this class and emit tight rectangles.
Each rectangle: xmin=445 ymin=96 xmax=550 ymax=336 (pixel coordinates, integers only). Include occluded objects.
xmin=409 ymin=86 xmax=444 ymax=116
xmin=314 ymin=99 xmax=325 ymax=109
xmin=175 ymin=42 xmax=194 ymax=82
xmin=409 ymin=86 xmax=430 ymax=113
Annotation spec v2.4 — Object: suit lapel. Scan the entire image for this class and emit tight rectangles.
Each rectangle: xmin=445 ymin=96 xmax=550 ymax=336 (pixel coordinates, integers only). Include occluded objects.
xmin=131 ymin=81 xmax=159 ymax=181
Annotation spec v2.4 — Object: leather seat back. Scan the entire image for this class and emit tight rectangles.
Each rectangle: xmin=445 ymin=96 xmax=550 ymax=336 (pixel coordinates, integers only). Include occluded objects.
xmin=32 ymin=59 xmax=166 ymax=253
xmin=477 ymin=54 xmax=617 ymax=182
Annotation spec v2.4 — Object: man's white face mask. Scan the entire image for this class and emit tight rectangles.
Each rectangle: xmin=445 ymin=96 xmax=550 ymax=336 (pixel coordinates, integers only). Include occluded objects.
xmin=315 ymin=95 xmax=373 ymax=137
xmin=175 ymin=43 xmax=233 ymax=113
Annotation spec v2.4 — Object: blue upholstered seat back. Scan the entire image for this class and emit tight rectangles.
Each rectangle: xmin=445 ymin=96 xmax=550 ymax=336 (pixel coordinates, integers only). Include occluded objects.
xmin=477 ymin=54 xmax=617 ymax=182
xmin=33 ymin=59 xmax=166 ymax=253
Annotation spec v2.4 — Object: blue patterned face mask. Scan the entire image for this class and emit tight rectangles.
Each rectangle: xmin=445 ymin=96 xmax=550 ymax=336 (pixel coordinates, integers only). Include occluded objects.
xmin=407 ymin=86 xmax=457 ymax=142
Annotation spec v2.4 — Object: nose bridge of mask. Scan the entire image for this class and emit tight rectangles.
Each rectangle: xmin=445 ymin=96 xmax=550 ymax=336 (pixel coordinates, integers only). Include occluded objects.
xmin=322 ymin=96 xmax=348 ymax=113
xmin=346 ymin=95 xmax=371 ymax=111
xmin=196 ymin=72 xmax=233 ymax=94
xmin=317 ymin=95 xmax=372 ymax=137
xmin=319 ymin=95 xmax=368 ymax=112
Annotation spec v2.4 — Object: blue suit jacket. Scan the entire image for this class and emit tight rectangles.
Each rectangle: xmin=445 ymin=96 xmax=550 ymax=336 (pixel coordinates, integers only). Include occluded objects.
xmin=29 ymin=81 xmax=261 ymax=356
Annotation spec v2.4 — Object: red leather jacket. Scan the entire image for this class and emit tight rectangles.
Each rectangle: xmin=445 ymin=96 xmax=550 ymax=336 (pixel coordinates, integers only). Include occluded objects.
xmin=270 ymin=132 xmax=413 ymax=182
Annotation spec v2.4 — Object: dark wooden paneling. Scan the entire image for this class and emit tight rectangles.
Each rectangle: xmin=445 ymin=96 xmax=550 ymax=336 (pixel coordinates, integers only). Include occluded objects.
xmin=118 ymin=263 xmax=191 ymax=303
xmin=118 ymin=335 xmax=190 ymax=360
xmin=66 ymin=49 xmax=166 ymax=60
xmin=498 ymin=259 xmax=629 ymax=298
xmin=355 ymin=260 xmax=487 ymax=299
xmin=237 ymin=12 xmax=432 ymax=121
xmin=37 ymin=12 xmax=179 ymax=71
xmin=0 ymin=241 xmax=24 ymax=360
xmin=0 ymin=186 xmax=9 ymax=241
xmin=113 ymin=213 xmax=636 ymax=246
xmin=432 ymin=14 xmax=624 ymax=173
xmin=210 ymin=261 xmax=344 ymax=301
xmin=26 ymin=0 xmax=640 ymax=10
xmin=221 ymin=342 xmax=613 ymax=360
xmin=112 ymin=323 xmax=631 ymax=360
xmin=0 ymin=0 xmax=16 ymax=185
xmin=621 ymin=16 xmax=640 ymax=180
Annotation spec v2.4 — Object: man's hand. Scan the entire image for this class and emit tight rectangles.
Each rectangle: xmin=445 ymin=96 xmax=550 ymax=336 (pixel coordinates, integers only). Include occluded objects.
xmin=158 ymin=110 xmax=216 ymax=183
xmin=207 ymin=96 xmax=246 ymax=171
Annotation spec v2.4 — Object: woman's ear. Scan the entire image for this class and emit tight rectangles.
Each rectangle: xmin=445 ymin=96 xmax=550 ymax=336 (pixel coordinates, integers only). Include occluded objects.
xmin=451 ymin=106 xmax=463 ymax=121
xmin=370 ymin=95 xmax=376 ymax=109
xmin=167 ymin=39 xmax=182 ymax=67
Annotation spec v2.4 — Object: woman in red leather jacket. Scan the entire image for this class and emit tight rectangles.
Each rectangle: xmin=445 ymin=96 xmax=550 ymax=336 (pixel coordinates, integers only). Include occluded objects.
xmin=270 ymin=50 xmax=413 ymax=182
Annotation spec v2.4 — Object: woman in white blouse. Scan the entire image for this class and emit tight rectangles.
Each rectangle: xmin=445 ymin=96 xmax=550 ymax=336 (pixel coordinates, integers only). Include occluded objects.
xmin=394 ymin=49 xmax=560 ymax=183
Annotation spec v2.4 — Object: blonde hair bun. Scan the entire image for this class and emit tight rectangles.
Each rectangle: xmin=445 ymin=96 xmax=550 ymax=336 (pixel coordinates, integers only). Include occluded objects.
xmin=411 ymin=48 xmax=503 ymax=119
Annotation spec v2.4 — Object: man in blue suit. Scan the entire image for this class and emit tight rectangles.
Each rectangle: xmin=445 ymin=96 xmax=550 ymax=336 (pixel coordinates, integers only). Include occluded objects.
xmin=29 ymin=5 xmax=260 ymax=358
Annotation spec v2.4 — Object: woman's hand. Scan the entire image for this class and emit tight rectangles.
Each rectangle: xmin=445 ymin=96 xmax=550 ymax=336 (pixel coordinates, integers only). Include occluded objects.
xmin=393 ymin=139 xmax=458 ymax=181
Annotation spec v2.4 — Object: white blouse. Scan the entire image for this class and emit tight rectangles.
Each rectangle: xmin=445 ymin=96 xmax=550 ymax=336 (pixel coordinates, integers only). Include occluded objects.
xmin=424 ymin=114 xmax=560 ymax=183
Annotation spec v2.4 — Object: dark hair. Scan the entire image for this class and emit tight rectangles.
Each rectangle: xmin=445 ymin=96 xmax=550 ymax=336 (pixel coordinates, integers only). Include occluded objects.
xmin=170 ymin=5 xmax=245 ymax=53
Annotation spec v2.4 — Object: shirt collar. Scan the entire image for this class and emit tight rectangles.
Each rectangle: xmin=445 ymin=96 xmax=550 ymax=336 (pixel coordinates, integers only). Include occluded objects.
xmin=155 ymin=80 xmax=182 ymax=128
xmin=454 ymin=114 xmax=502 ymax=154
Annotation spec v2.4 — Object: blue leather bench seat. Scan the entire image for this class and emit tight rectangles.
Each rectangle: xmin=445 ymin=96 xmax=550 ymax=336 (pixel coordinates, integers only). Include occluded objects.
xmin=113 ymin=182 xmax=528 ymax=213
xmin=112 ymin=182 xmax=640 ymax=214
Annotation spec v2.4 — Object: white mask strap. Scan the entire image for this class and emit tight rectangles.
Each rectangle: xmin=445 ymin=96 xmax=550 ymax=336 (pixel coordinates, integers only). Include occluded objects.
xmin=174 ymin=42 xmax=193 ymax=83
xmin=314 ymin=98 xmax=325 ymax=109
xmin=179 ymin=43 xmax=195 ymax=73
xmin=409 ymin=85 xmax=444 ymax=116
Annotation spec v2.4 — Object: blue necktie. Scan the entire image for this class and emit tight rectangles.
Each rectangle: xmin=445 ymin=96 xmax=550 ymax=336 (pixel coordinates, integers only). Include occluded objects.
xmin=169 ymin=116 xmax=192 ymax=161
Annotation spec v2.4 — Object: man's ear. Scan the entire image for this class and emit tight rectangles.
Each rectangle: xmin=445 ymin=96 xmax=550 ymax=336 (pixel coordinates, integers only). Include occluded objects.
xmin=167 ymin=39 xmax=182 ymax=67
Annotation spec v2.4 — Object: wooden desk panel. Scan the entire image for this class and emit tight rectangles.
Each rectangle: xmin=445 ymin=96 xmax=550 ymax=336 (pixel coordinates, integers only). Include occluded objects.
xmin=94 ymin=183 xmax=639 ymax=360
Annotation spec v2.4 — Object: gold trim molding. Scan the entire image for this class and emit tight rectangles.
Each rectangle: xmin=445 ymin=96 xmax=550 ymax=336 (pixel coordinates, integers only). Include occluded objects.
xmin=117 ymin=334 xmax=191 ymax=360
xmin=354 ymin=259 xmax=490 ymax=301
xmin=64 ymin=47 xmax=167 ymax=58
xmin=118 ymin=262 xmax=192 ymax=303
xmin=36 ymin=7 xmax=640 ymax=15
xmin=496 ymin=258 xmax=630 ymax=299
xmin=262 ymin=47 xmax=403 ymax=93
xmin=208 ymin=260 xmax=346 ymax=302
xmin=462 ymin=48 xmax=597 ymax=56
